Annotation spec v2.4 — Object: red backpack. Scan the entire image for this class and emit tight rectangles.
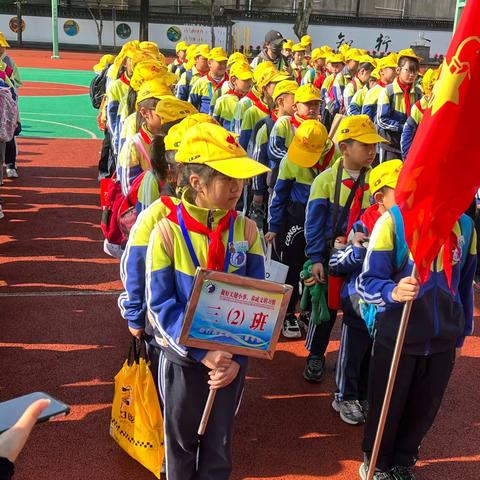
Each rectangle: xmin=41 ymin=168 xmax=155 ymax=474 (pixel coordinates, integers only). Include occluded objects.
xmin=117 ymin=171 xmax=147 ymax=240
xmin=100 ymin=175 xmax=125 ymax=245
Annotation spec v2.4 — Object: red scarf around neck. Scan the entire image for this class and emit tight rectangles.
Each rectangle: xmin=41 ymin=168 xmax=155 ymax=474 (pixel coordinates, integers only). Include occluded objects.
xmin=291 ymin=113 xmax=308 ymax=129
xmin=342 ymin=176 xmax=369 ymax=237
xmin=247 ymin=90 xmax=270 ymax=115
xmin=227 ymin=89 xmax=245 ymax=99
xmin=397 ymin=79 xmax=413 ymax=117
xmin=207 ymin=73 xmax=228 ymax=92
xmin=139 ymin=126 xmax=152 ymax=145
xmin=377 ymin=80 xmax=386 ymax=88
xmin=360 ymin=204 xmax=382 ymax=234
xmin=120 ymin=72 xmax=130 ymax=86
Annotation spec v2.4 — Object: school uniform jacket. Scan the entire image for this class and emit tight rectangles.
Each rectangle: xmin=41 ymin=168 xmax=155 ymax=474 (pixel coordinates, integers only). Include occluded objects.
xmin=231 ymin=86 xmax=261 ymax=134
xmin=357 ymin=212 xmax=476 ymax=355
xmin=305 ymin=158 xmax=372 ymax=265
xmin=188 ymin=74 xmax=228 ymax=114
xmin=119 ymin=112 xmax=138 ymax=153
xmin=238 ymin=102 xmax=269 ymax=150
xmin=332 ymin=67 xmax=353 ymax=114
xmin=168 ymin=59 xmax=186 ymax=77
xmin=267 ymin=115 xmax=297 ymax=174
xmin=347 ymin=85 xmax=368 ymax=116
xmin=361 ymin=83 xmax=386 ymax=122
xmin=343 ymin=77 xmax=363 ymax=113
xmin=106 ymin=73 xmax=131 ymax=154
xmin=400 ymin=95 xmax=428 ymax=160
xmin=176 ymin=66 xmax=202 ymax=101
xmin=212 ymin=92 xmax=242 ymax=131
xmin=302 ymin=67 xmax=325 ymax=88
xmin=145 ymin=194 xmax=265 ymax=365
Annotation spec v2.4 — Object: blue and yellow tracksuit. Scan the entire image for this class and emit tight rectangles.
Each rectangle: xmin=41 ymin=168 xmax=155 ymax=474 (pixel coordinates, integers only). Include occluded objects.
xmin=267 ymin=115 xmax=297 ymax=175
xmin=347 ymin=84 xmax=368 ymax=116
xmin=400 ymin=95 xmax=428 ymax=160
xmin=302 ymin=67 xmax=325 ymax=87
xmin=250 ymin=117 xmax=275 ymax=197
xmin=136 ymin=171 xmax=160 ymax=214
xmin=356 ymin=211 xmax=476 ymax=355
xmin=361 ymin=82 xmax=386 ymax=122
xmin=119 ymin=112 xmax=138 ymax=153
xmin=212 ymin=92 xmax=242 ymax=131
xmin=188 ymin=74 xmax=227 ymax=114
xmin=168 ymin=59 xmax=186 ymax=77
xmin=305 ymin=159 xmax=372 ymax=265
xmin=343 ymin=77 xmax=363 ymax=113
xmin=238 ymin=101 xmax=270 ymax=150
xmin=376 ymin=79 xmax=422 ymax=154
xmin=232 ymin=87 xmax=261 ymax=135
xmin=176 ymin=66 xmax=202 ymax=101
xmin=332 ymin=67 xmax=354 ymax=114
xmin=291 ymin=61 xmax=308 ymax=85
xmin=106 ymin=74 xmax=131 ymax=155
xmin=117 ymin=128 xmax=153 ymax=196
xmin=209 ymin=81 xmax=230 ymax=115
xmin=321 ymin=73 xmax=336 ymax=116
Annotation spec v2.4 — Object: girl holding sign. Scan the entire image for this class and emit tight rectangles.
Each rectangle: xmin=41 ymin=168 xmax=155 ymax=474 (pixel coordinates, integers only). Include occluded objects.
xmin=145 ymin=123 xmax=270 ymax=479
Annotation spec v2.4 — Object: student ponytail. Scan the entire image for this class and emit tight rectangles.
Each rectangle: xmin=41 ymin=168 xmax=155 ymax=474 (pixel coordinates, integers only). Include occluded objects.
xmin=150 ymin=135 xmax=168 ymax=183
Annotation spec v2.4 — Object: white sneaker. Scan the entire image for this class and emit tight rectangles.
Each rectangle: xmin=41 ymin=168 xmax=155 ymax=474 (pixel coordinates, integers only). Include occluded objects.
xmin=332 ymin=399 xmax=365 ymax=425
xmin=6 ymin=168 xmax=19 ymax=178
xmin=282 ymin=315 xmax=302 ymax=339
xmin=0 ymin=206 xmax=4 ymax=219
xmin=103 ymin=239 xmax=124 ymax=259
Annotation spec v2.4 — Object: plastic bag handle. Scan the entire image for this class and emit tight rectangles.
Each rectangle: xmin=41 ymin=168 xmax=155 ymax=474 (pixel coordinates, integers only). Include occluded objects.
xmin=127 ymin=336 xmax=148 ymax=366
xmin=266 ymin=242 xmax=272 ymax=263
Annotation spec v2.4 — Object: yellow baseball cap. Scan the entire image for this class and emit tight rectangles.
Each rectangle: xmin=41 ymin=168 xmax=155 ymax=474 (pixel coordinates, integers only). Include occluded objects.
xmin=326 ymin=53 xmax=345 ymax=64
xmin=257 ymin=66 xmax=290 ymax=89
xmin=165 ymin=113 xmax=219 ymax=151
xmin=130 ymin=60 xmax=177 ymax=91
xmin=131 ymin=50 xmax=157 ymax=70
xmin=311 ymin=47 xmax=327 ymax=62
xmin=357 ymin=54 xmax=375 ymax=66
xmin=176 ymin=41 xmax=188 ymax=53
xmin=140 ymin=41 xmax=160 ymax=56
xmin=283 ymin=40 xmax=294 ymax=51
xmin=301 ymin=35 xmax=313 ymax=47
xmin=208 ymin=47 xmax=228 ymax=62
xmin=288 ymin=120 xmax=329 ymax=168
xmin=294 ymin=83 xmax=321 ymax=104
xmin=93 ymin=54 xmax=116 ymax=73
xmin=345 ymin=48 xmax=363 ymax=62
xmin=370 ymin=67 xmax=380 ymax=79
xmin=227 ymin=51 xmax=247 ymax=67
xmin=252 ymin=61 xmax=274 ymax=83
xmin=378 ymin=54 xmax=398 ymax=70
xmin=321 ymin=45 xmax=333 ymax=53
xmin=422 ymin=67 xmax=440 ymax=95
xmin=339 ymin=44 xmax=350 ymax=55
xmin=398 ymin=48 xmax=423 ymax=62
xmin=136 ymin=78 xmax=174 ymax=108
xmin=273 ymin=79 xmax=299 ymax=101
xmin=292 ymin=43 xmax=306 ymax=53
xmin=155 ymin=97 xmax=198 ymax=125
xmin=186 ymin=44 xmax=198 ymax=60
xmin=0 ymin=32 xmax=10 ymax=48
xmin=229 ymin=62 xmax=253 ymax=81
xmin=336 ymin=115 xmax=388 ymax=144
xmin=195 ymin=44 xmax=210 ymax=59
xmin=175 ymin=124 xmax=271 ymax=179
xmin=369 ymin=159 xmax=403 ymax=194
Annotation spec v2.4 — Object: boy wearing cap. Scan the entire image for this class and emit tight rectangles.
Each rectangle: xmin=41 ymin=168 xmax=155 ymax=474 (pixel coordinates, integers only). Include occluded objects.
xmin=267 ymin=83 xmax=322 ymax=185
xmin=301 ymin=35 xmax=313 ymax=62
xmin=376 ymin=49 xmax=422 ymax=162
xmin=266 ymin=120 xmax=336 ymax=338
xmin=343 ymin=56 xmax=375 ymax=113
xmin=168 ymin=41 xmax=188 ymax=76
xmin=362 ymin=54 xmax=397 ymax=122
xmin=291 ymin=43 xmax=308 ymax=85
xmin=282 ymin=40 xmax=294 ymax=61
xmin=176 ymin=44 xmax=210 ymax=101
xmin=329 ymin=160 xmax=402 ymax=426
xmin=321 ymin=54 xmax=345 ymax=130
xmin=212 ymin=62 xmax=253 ymax=131
xmin=188 ymin=47 xmax=229 ymax=113
xmin=251 ymin=30 xmax=290 ymax=73
xmin=357 ymin=177 xmax=476 ymax=480
xmin=400 ymin=68 xmax=439 ymax=159
xmin=302 ymin=47 xmax=327 ymax=88
xmin=304 ymin=115 xmax=387 ymax=382
xmin=348 ymin=69 xmax=379 ymax=117
xmin=332 ymin=49 xmax=361 ymax=115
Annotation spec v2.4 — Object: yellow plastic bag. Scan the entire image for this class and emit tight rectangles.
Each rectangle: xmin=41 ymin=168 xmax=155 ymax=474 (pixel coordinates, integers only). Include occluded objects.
xmin=110 ymin=338 xmax=164 ymax=478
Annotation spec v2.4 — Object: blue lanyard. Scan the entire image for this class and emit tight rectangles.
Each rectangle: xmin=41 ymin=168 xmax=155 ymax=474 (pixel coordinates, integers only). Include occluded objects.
xmin=177 ymin=204 xmax=235 ymax=273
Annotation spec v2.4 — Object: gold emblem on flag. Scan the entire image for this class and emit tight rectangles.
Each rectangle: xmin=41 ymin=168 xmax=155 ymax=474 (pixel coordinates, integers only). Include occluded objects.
xmin=429 ymin=36 xmax=480 ymax=116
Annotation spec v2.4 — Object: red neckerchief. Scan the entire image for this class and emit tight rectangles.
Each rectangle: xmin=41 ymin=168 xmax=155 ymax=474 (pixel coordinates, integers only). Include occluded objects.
xmin=415 ymin=98 xmax=426 ymax=115
xmin=162 ymin=197 xmax=237 ymax=271
xmin=207 ymin=73 xmax=228 ymax=93
xmin=271 ymin=111 xmax=278 ymax=122
xmin=342 ymin=177 xmax=369 ymax=237
xmin=198 ymin=70 xmax=208 ymax=77
xmin=120 ymin=72 xmax=130 ymax=86
xmin=328 ymin=73 xmax=337 ymax=97
xmin=227 ymin=89 xmax=245 ymax=99
xmin=316 ymin=143 xmax=335 ymax=172
xmin=291 ymin=113 xmax=308 ymax=129
xmin=176 ymin=58 xmax=184 ymax=65
xmin=377 ymin=80 xmax=386 ymax=88
xmin=314 ymin=71 xmax=326 ymax=89
xmin=360 ymin=204 xmax=382 ymax=234
xmin=295 ymin=67 xmax=303 ymax=85
xmin=397 ymin=79 xmax=413 ymax=117
xmin=139 ymin=126 xmax=152 ymax=145
xmin=247 ymin=90 xmax=270 ymax=115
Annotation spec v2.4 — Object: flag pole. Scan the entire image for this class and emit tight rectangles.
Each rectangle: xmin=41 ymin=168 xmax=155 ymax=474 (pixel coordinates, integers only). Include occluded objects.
xmin=198 ymin=389 xmax=217 ymax=435
xmin=366 ymin=263 xmax=418 ymax=480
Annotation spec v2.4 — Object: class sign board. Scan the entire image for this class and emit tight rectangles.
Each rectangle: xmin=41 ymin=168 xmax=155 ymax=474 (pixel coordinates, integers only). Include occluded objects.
xmin=180 ymin=269 xmax=293 ymax=359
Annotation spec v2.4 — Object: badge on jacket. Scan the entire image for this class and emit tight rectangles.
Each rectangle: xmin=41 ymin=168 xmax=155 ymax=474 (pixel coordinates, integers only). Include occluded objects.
xmin=229 ymin=241 xmax=248 ymax=268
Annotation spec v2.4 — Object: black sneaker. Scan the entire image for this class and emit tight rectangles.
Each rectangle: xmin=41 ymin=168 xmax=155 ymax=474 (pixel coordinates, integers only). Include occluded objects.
xmin=360 ymin=399 xmax=370 ymax=420
xmin=359 ymin=463 xmax=394 ymax=480
xmin=390 ymin=466 xmax=416 ymax=480
xmin=303 ymin=355 xmax=325 ymax=383
xmin=297 ymin=311 xmax=310 ymax=332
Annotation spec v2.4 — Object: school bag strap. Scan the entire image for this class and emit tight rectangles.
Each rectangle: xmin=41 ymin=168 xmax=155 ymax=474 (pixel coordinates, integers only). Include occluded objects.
xmin=458 ymin=214 xmax=474 ymax=270
xmin=243 ymin=216 xmax=258 ymax=247
xmin=132 ymin=133 xmax=152 ymax=168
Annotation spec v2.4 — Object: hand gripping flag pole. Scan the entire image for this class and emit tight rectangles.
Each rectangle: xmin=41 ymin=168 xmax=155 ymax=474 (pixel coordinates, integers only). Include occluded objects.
xmin=366 ymin=264 xmax=417 ymax=480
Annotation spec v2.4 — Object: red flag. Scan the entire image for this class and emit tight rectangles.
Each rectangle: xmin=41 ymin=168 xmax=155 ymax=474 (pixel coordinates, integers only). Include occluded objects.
xmin=395 ymin=0 xmax=480 ymax=282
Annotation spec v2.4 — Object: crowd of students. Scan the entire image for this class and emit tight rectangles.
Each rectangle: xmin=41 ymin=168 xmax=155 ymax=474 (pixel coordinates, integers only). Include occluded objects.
xmin=91 ymin=31 xmax=477 ymax=480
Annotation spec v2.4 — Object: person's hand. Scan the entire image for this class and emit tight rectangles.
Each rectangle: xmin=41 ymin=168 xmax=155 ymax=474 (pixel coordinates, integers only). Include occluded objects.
xmin=0 ymin=398 xmax=51 ymax=463
xmin=312 ymin=262 xmax=326 ymax=284
xmin=264 ymin=232 xmax=277 ymax=244
xmin=128 ymin=326 xmax=144 ymax=339
xmin=252 ymin=195 xmax=264 ymax=205
xmin=208 ymin=362 xmax=240 ymax=390
xmin=353 ymin=232 xmax=368 ymax=248
xmin=201 ymin=351 xmax=233 ymax=370
xmin=392 ymin=276 xmax=420 ymax=303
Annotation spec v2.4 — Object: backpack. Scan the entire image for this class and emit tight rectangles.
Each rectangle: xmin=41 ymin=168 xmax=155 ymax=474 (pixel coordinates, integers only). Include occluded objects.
xmin=90 ymin=68 xmax=108 ymax=109
xmin=0 ymin=87 xmax=18 ymax=142
xmin=100 ymin=175 xmax=125 ymax=246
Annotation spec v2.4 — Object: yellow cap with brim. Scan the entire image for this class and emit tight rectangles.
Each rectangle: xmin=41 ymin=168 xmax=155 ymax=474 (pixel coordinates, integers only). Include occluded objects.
xmin=257 ymin=67 xmax=290 ymax=89
xmin=398 ymin=48 xmax=423 ymax=62
xmin=209 ymin=47 xmax=228 ymax=62
xmin=283 ymin=40 xmax=294 ymax=51
xmin=326 ymin=53 xmax=345 ymax=64
xmin=292 ymin=43 xmax=306 ymax=53
xmin=130 ymin=61 xmax=176 ymax=91
xmin=176 ymin=41 xmax=188 ymax=53
xmin=155 ymin=97 xmax=198 ymax=125
xmin=0 ymin=32 xmax=10 ymax=48
xmin=422 ymin=67 xmax=440 ymax=95
xmin=311 ymin=47 xmax=327 ymax=62
xmin=252 ymin=61 xmax=274 ymax=83
xmin=339 ymin=44 xmax=350 ymax=55
xmin=345 ymin=48 xmax=363 ymax=62
xmin=131 ymin=50 xmax=157 ymax=70
xmin=294 ymin=83 xmax=321 ymax=104
xmin=301 ymin=35 xmax=312 ymax=47
xmin=93 ymin=54 xmax=116 ymax=73
xmin=321 ymin=45 xmax=333 ymax=53
xmin=136 ymin=78 xmax=174 ymax=108
xmin=229 ymin=62 xmax=253 ymax=81
xmin=195 ymin=44 xmax=210 ymax=59
xmin=165 ymin=113 xmax=219 ymax=151
xmin=185 ymin=44 xmax=198 ymax=61
xmin=357 ymin=54 xmax=375 ymax=66
xmin=108 ymin=41 xmax=139 ymax=79
xmin=227 ymin=52 xmax=247 ymax=67
xmin=336 ymin=115 xmax=388 ymax=144
xmin=273 ymin=79 xmax=299 ymax=101
xmin=288 ymin=120 xmax=329 ymax=168
xmin=140 ymin=41 xmax=160 ymax=56
xmin=378 ymin=55 xmax=398 ymax=70
xmin=175 ymin=124 xmax=271 ymax=179
xmin=369 ymin=159 xmax=403 ymax=194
